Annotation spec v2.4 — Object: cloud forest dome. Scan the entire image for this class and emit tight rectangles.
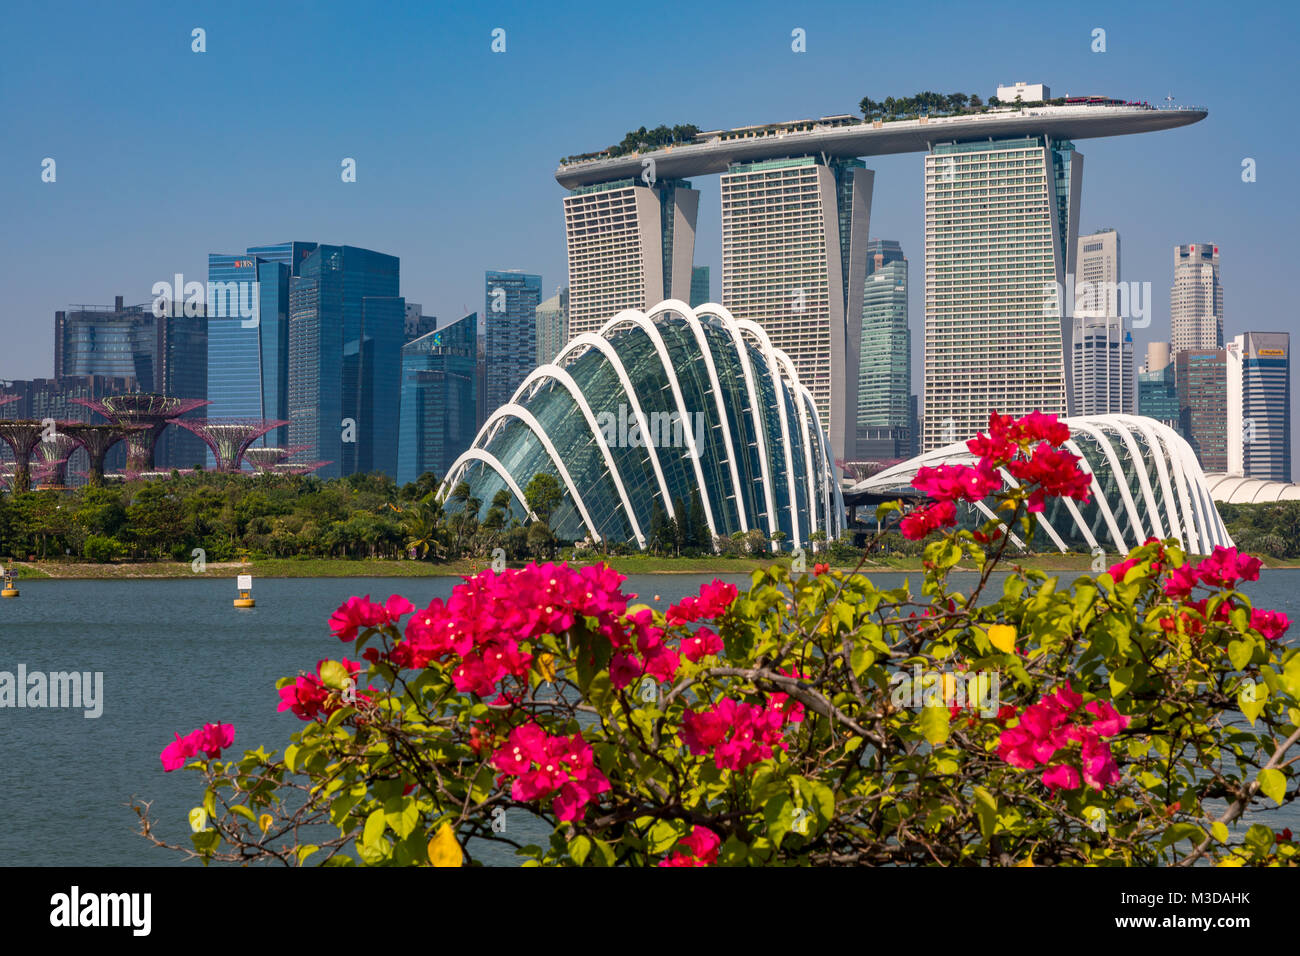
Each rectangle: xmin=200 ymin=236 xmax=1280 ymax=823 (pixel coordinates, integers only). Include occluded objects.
xmin=852 ymin=415 xmax=1232 ymax=556
xmin=440 ymin=301 xmax=845 ymax=549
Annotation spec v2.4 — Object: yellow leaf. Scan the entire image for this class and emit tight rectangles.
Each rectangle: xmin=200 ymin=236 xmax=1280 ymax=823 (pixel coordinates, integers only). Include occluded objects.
xmin=428 ymin=822 xmax=463 ymax=867
xmin=258 ymin=813 xmax=273 ymax=834
xmin=537 ymin=653 xmax=556 ymax=684
xmin=987 ymin=624 xmax=1017 ymax=655
xmin=1015 ymin=855 xmax=1034 ymax=867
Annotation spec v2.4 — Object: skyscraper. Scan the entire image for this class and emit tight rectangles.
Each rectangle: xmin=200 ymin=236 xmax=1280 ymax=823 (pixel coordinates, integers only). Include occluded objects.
xmin=207 ymin=241 xmax=318 ymax=453
xmin=1227 ymin=332 xmax=1290 ymax=481
xmin=563 ymin=179 xmax=699 ymax=341
xmin=397 ymin=313 xmax=477 ymax=486
xmin=857 ymin=239 xmax=911 ymax=459
xmin=287 ymin=245 xmax=404 ymax=479
xmin=484 ymin=271 xmax=542 ymax=414
xmin=1170 ymin=243 xmax=1223 ymax=357
xmin=1137 ymin=341 xmax=1179 ymax=431
xmin=1175 ymin=348 xmax=1228 ymax=472
xmin=1071 ymin=229 xmax=1133 ymax=415
xmin=690 ymin=266 xmax=710 ymax=307
xmin=923 ymin=137 xmax=1081 ymax=450
xmin=721 ymin=156 xmax=873 ymax=464
xmin=535 ymin=288 xmax=569 ymax=366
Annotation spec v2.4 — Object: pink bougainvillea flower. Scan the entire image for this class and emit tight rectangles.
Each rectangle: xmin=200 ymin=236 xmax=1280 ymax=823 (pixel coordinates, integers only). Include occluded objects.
xmin=160 ymin=722 xmax=234 ymax=771
xmin=658 ymin=825 xmax=722 ymax=867
xmin=160 ymin=730 xmax=199 ymax=772
xmin=1041 ymin=763 xmax=1081 ymax=791
xmin=1162 ymin=562 xmax=1201 ymax=600
xmin=681 ymin=626 xmax=724 ymax=663
xmin=329 ymin=595 xmax=389 ymax=642
xmin=1195 ymin=546 xmax=1262 ymax=590
xmin=1251 ymin=608 xmax=1290 ymax=642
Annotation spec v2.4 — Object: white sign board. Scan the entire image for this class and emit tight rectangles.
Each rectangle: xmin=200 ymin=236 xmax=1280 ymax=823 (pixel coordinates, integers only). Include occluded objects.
xmin=237 ymin=575 xmax=253 ymax=590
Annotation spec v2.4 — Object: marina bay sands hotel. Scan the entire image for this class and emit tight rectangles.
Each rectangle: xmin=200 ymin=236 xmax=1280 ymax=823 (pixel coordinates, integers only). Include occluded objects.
xmin=554 ymin=89 xmax=1206 ymax=466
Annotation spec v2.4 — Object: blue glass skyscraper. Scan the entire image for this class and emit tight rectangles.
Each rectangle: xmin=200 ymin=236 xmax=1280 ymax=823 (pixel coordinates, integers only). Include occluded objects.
xmin=288 ymin=245 xmax=404 ymax=479
xmin=206 ymin=241 xmax=318 ymax=453
xmin=397 ymin=313 xmax=478 ymax=485
xmin=484 ymin=271 xmax=542 ymax=415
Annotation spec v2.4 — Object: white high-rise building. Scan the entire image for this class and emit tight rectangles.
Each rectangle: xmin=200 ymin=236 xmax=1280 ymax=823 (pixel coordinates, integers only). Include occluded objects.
xmin=1072 ymin=229 xmax=1133 ymax=414
xmin=720 ymin=156 xmax=873 ymax=465
xmin=922 ymin=136 xmax=1082 ymax=451
xmin=1170 ymin=243 xmax=1223 ymax=357
xmin=562 ymin=179 xmax=698 ymax=342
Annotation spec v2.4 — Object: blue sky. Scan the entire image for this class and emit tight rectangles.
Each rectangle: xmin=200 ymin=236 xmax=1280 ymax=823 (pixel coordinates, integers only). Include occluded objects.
xmin=2 ymin=0 xmax=1297 ymax=446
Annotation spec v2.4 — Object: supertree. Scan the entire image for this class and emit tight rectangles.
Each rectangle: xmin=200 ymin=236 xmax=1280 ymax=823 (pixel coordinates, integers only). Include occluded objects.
xmin=241 ymin=445 xmax=310 ymax=473
xmin=34 ymin=431 xmax=82 ymax=488
xmin=169 ymin=419 xmax=289 ymax=473
xmin=0 ymin=421 xmax=46 ymax=493
xmin=60 ymin=423 xmax=141 ymax=488
xmin=73 ymin=394 xmax=209 ymax=472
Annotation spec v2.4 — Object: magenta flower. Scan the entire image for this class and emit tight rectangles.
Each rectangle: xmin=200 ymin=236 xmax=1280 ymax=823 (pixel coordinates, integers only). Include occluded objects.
xmin=681 ymin=626 xmax=724 ymax=663
xmin=160 ymin=722 xmax=235 ymax=771
xmin=1251 ymin=608 xmax=1290 ymax=642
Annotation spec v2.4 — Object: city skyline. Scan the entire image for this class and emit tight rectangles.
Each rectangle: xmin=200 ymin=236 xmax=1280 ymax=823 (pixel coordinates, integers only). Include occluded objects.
xmin=3 ymin=0 xmax=1297 ymax=457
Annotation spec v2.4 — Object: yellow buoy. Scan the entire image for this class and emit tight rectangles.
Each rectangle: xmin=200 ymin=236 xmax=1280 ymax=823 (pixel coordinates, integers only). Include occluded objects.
xmin=1 ymin=568 xmax=17 ymax=598
xmin=234 ymin=574 xmax=255 ymax=607
xmin=234 ymin=590 xmax=255 ymax=608
xmin=1 ymin=588 xmax=18 ymax=599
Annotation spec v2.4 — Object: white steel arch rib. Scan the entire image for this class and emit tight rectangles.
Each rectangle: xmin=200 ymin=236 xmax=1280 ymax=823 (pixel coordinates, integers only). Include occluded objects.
xmin=1160 ymin=431 xmax=1204 ymax=553
xmin=439 ymin=449 xmax=537 ymax=523
xmin=797 ymin=383 xmax=838 ymax=536
xmin=692 ymin=306 xmax=780 ymax=540
xmin=1127 ymin=417 xmax=1184 ymax=544
xmin=511 ymin=363 xmax=648 ymax=547
xmin=648 ymin=300 xmax=748 ymax=534
xmin=480 ymin=401 xmax=618 ymax=546
xmin=1108 ymin=416 xmax=1166 ymax=539
xmin=735 ymin=319 xmax=802 ymax=547
xmin=1069 ymin=421 xmax=1146 ymax=549
xmin=1064 ymin=438 xmax=1127 ymax=552
xmin=771 ymin=348 xmax=820 ymax=540
xmin=557 ymin=332 xmax=676 ymax=525
xmin=598 ymin=310 xmax=719 ymax=540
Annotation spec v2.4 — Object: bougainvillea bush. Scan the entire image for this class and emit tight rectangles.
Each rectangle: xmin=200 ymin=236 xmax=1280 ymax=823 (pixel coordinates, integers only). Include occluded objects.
xmin=137 ymin=411 xmax=1298 ymax=866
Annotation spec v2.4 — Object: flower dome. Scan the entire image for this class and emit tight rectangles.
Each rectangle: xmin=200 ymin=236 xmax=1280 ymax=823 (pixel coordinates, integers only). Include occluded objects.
xmin=440 ymin=301 xmax=844 ymax=549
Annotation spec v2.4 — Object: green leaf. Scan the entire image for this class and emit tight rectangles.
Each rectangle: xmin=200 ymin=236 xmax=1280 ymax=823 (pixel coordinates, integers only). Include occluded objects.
xmin=1227 ymin=640 xmax=1253 ymax=672
xmin=1211 ymin=822 xmax=1229 ymax=844
xmin=1257 ymin=768 xmax=1286 ymax=806
xmin=569 ymin=835 xmax=592 ymax=866
xmin=363 ymin=808 xmax=387 ymax=850
xmin=972 ymin=786 xmax=998 ymax=839
xmin=319 ymin=659 xmax=350 ymax=690
xmin=230 ymin=804 xmax=257 ymax=824
xmin=1110 ymin=666 xmax=1134 ymax=699
xmin=850 ymin=642 xmax=875 ymax=677
xmin=384 ymin=796 xmax=420 ymax=839
xmin=764 ymin=794 xmax=796 ymax=849
xmin=297 ymin=844 xmax=320 ymax=865
xmin=918 ymin=705 xmax=950 ymax=745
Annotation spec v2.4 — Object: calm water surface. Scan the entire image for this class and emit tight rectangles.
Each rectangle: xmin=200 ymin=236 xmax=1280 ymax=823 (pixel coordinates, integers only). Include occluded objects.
xmin=0 ymin=570 xmax=1295 ymax=866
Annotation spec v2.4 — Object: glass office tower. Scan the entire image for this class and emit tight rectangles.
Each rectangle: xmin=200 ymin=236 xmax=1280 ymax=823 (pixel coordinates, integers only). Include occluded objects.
xmin=857 ymin=239 xmax=911 ymax=459
xmin=484 ymin=271 xmax=542 ymax=416
xmin=923 ymin=136 xmax=1081 ymax=450
xmin=288 ymin=245 xmax=404 ymax=479
xmin=207 ymin=241 xmax=318 ymax=453
xmin=397 ymin=313 xmax=478 ymax=486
